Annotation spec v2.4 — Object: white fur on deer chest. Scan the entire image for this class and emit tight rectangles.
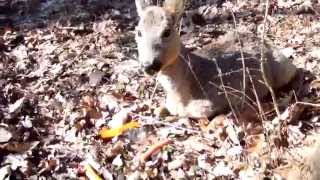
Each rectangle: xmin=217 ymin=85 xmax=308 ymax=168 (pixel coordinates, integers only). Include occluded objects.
xmin=157 ymin=72 xmax=189 ymax=95
xmin=158 ymin=72 xmax=191 ymax=102
xmin=158 ymin=73 xmax=177 ymax=92
xmin=157 ymin=72 xmax=188 ymax=116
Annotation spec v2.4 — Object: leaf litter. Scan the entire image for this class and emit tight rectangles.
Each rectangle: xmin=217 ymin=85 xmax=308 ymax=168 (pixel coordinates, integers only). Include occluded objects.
xmin=0 ymin=0 xmax=320 ymax=179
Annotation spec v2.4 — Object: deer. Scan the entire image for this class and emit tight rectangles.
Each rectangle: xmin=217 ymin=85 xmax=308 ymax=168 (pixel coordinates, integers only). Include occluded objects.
xmin=134 ymin=0 xmax=297 ymax=118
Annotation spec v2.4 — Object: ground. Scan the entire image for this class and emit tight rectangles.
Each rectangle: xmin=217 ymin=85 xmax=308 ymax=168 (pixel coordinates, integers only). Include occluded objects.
xmin=0 ymin=0 xmax=320 ymax=179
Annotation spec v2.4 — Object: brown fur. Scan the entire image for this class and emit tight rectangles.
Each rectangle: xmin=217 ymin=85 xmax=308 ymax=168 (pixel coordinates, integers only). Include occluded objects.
xmin=135 ymin=0 xmax=297 ymax=118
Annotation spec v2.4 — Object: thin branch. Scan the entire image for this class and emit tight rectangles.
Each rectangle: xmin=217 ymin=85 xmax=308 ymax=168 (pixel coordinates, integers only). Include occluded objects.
xmin=260 ymin=0 xmax=281 ymax=119
xmin=295 ymin=102 xmax=320 ymax=108
xmin=179 ymin=54 xmax=210 ymax=100
xmin=208 ymin=80 xmax=258 ymax=109
xmin=246 ymin=68 xmax=266 ymax=122
xmin=140 ymin=116 xmax=201 ymax=134
xmin=213 ymin=59 xmax=239 ymax=122
xmin=229 ymin=8 xmax=247 ymax=107
xmin=150 ymin=75 xmax=160 ymax=102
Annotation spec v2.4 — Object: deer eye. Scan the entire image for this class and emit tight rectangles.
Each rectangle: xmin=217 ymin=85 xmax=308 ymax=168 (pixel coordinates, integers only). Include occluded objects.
xmin=162 ymin=29 xmax=171 ymax=38
xmin=137 ymin=30 xmax=142 ymax=37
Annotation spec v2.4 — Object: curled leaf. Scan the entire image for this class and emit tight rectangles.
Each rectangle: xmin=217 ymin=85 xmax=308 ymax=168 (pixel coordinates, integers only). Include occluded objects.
xmin=99 ymin=121 xmax=140 ymax=139
xmin=140 ymin=139 xmax=173 ymax=163
xmin=310 ymin=79 xmax=320 ymax=90
xmin=81 ymin=95 xmax=102 ymax=120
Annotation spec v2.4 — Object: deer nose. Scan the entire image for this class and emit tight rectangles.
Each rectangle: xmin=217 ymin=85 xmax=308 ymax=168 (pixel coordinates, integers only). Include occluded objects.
xmin=143 ymin=60 xmax=162 ymax=75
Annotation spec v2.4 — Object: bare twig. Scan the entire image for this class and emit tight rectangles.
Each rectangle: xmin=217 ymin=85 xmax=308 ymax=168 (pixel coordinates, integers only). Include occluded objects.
xmin=246 ymin=68 xmax=266 ymax=121
xmin=295 ymin=102 xmax=320 ymax=108
xmin=150 ymin=75 xmax=160 ymax=101
xmin=260 ymin=0 xmax=281 ymax=119
xmin=210 ymin=65 xmax=261 ymax=80
xmin=229 ymin=8 xmax=247 ymax=107
xmin=259 ymin=0 xmax=283 ymax=166
xmin=208 ymin=80 xmax=258 ymax=111
xmin=179 ymin=54 xmax=210 ymax=99
xmin=139 ymin=115 xmax=201 ymax=134
xmin=138 ymin=115 xmax=228 ymax=143
xmin=213 ymin=59 xmax=239 ymax=122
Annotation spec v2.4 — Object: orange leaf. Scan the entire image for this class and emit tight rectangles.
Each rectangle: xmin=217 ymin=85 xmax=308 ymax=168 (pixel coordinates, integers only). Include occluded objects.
xmin=99 ymin=121 xmax=140 ymax=139
xmin=140 ymin=139 xmax=173 ymax=163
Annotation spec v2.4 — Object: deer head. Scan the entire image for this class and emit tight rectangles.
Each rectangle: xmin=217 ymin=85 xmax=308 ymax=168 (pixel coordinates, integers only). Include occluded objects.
xmin=135 ymin=0 xmax=185 ymax=75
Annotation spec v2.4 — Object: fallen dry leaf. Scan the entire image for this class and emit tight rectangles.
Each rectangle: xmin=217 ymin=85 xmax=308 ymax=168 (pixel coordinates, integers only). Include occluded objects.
xmin=1 ymin=141 xmax=39 ymax=153
xmin=0 ymin=127 xmax=12 ymax=143
xmin=168 ymin=155 xmax=185 ymax=170
xmin=84 ymin=163 xmax=103 ymax=180
xmin=140 ymin=139 xmax=173 ymax=163
xmin=0 ymin=165 xmax=11 ymax=180
xmin=112 ymin=154 xmax=123 ymax=167
xmin=286 ymin=103 xmax=306 ymax=123
xmin=310 ymin=79 xmax=320 ymax=90
xmin=202 ymin=114 xmax=227 ymax=133
xmin=246 ymin=134 xmax=266 ymax=155
xmin=108 ymin=108 xmax=130 ymax=128
xmin=81 ymin=95 xmax=102 ymax=120
xmin=99 ymin=121 xmax=140 ymax=139
xmin=8 ymin=97 xmax=25 ymax=114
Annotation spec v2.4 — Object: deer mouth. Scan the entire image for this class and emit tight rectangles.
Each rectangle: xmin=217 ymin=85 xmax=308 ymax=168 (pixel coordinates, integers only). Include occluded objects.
xmin=143 ymin=61 xmax=162 ymax=75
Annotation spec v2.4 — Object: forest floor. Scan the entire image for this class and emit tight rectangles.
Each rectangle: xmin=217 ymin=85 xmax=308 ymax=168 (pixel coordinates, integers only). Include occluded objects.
xmin=0 ymin=0 xmax=320 ymax=179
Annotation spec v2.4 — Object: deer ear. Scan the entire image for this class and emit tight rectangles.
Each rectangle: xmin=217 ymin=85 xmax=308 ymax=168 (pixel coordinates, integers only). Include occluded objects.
xmin=163 ymin=0 xmax=185 ymax=24
xmin=135 ymin=0 xmax=153 ymax=17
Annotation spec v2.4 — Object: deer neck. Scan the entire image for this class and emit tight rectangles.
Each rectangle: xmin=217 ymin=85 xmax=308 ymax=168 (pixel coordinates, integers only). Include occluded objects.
xmin=158 ymin=47 xmax=190 ymax=93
